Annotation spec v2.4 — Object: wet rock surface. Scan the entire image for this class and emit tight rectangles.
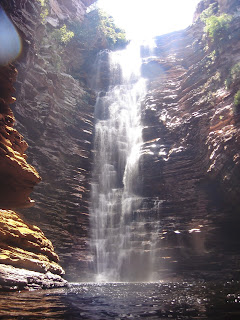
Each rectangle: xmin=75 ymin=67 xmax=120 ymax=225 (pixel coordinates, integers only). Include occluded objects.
xmin=0 ymin=264 xmax=66 ymax=291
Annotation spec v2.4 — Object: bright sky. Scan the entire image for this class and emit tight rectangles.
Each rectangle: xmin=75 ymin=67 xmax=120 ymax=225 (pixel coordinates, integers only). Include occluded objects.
xmin=96 ymin=0 xmax=201 ymax=40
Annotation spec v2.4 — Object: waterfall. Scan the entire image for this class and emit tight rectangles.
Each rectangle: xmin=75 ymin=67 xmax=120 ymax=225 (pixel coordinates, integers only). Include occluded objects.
xmin=90 ymin=41 xmax=157 ymax=282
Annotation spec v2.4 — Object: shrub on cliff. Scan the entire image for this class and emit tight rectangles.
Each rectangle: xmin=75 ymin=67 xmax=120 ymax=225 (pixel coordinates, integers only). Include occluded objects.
xmin=69 ymin=9 xmax=128 ymax=50
xmin=225 ymin=62 xmax=240 ymax=89
xmin=200 ymin=2 xmax=219 ymax=22
xmin=37 ymin=0 xmax=49 ymax=22
xmin=204 ymin=14 xmax=232 ymax=46
xmin=51 ymin=25 xmax=74 ymax=45
xmin=234 ymin=90 xmax=240 ymax=107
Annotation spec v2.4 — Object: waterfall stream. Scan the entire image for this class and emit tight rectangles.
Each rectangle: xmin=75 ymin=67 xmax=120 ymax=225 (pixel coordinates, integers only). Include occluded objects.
xmin=90 ymin=41 xmax=157 ymax=282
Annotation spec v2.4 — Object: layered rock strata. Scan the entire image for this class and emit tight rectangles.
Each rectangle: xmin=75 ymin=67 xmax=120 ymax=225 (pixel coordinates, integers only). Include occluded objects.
xmin=0 ymin=0 xmax=88 ymax=288
xmin=0 ymin=64 xmax=40 ymax=209
xmin=0 ymin=210 xmax=66 ymax=290
xmin=1 ymin=0 xmax=240 ymax=283
xmin=139 ymin=0 xmax=240 ymax=279
xmin=1 ymin=0 xmax=96 ymax=280
xmin=0 ymin=63 xmax=66 ymax=289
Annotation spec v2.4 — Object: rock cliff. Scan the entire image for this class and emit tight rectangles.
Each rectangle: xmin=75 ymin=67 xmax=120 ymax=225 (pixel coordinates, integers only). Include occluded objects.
xmin=0 ymin=209 xmax=66 ymax=290
xmin=0 ymin=0 xmax=96 ymax=288
xmin=1 ymin=0 xmax=240 ymax=285
xmin=0 ymin=64 xmax=40 ymax=209
xmin=0 ymin=39 xmax=66 ymax=291
xmin=139 ymin=0 xmax=240 ymax=279
xmin=1 ymin=0 xmax=128 ymax=283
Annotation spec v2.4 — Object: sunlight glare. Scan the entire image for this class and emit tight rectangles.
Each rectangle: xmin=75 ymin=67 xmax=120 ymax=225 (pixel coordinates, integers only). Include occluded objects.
xmin=97 ymin=0 xmax=201 ymax=40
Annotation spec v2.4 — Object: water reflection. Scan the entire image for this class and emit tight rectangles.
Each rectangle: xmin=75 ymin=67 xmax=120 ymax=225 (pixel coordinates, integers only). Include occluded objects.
xmin=0 ymin=281 xmax=240 ymax=319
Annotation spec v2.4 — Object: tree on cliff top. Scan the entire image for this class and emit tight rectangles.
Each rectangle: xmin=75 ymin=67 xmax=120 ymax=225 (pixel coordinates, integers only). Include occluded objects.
xmin=69 ymin=9 xmax=128 ymax=50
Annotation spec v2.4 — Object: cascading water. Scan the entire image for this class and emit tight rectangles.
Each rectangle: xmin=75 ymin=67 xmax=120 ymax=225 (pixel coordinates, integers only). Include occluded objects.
xmin=90 ymin=41 xmax=159 ymax=282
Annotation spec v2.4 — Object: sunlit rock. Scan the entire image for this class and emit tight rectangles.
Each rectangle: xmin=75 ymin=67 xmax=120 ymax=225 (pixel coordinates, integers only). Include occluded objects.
xmin=0 ymin=64 xmax=41 ymax=209
xmin=0 ymin=264 xmax=67 ymax=290
xmin=49 ymin=0 xmax=95 ymax=23
xmin=0 ymin=210 xmax=64 ymax=274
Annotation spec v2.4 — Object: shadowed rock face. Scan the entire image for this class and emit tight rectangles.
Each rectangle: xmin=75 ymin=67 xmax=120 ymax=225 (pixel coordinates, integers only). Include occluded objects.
xmin=0 ymin=51 xmax=66 ymax=292
xmin=0 ymin=0 xmax=96 ymax=288
xmin=139 ymin=1 xmax=240 ymax=279
xmin=0 ymin=0 xmax=97 ymax=281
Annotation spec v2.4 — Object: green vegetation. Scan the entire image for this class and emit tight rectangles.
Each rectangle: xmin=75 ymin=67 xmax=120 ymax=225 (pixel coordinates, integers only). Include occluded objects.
xmin=36 ymin=4 xmax=127 ymax=73
xmin=205 ymin=50 xmax=217 ymax=69
xmin=200 ymin=2 xmax=233 ymax=52
xmin=37 ymin=0 xmax=46 ymax=7
xmin=51 ymin=25 xmax=74 ymax=45
xmin=200 ymin=2 xmax=218 ymax=22
xmin=234 ymin=90 xmax=240 ymax=107
xmin=69 ymin=9 xmax=128 ymax=50
xmin=204 ymin=14 xmax=232 ymax=44
xmin=37 ymin=0 xmax=49 ymax=22
xmin=225 ymin=62 xmax=240 ymax=88
xmin=231 ymin=63 xmax=240 ymax=82
xmin=37 ymin=1 xmax=127 ymax=50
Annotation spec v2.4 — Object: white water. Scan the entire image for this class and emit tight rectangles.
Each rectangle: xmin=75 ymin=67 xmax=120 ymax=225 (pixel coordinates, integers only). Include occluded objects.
xmin=90 ymin=41 xmax=157 ymax=282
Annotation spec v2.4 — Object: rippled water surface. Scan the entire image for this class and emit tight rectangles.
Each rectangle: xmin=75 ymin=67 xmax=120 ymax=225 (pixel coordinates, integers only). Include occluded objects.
xmin=0 ymin=281 xmax=240 ymax=319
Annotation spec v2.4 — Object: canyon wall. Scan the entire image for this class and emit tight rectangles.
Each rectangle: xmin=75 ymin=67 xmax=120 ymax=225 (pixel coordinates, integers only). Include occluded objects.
xmin=0 ymin=0 xmax=97 ymax=287
xmin=0 ymin=16 xmax=66 ymax=289
xmin=4 ymin=0 xmax=98 ymax=280
xmin=1 ymin=0 xmax=240 ymax=285
xmin=140 ymin=0 xmax=240 ymax=279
